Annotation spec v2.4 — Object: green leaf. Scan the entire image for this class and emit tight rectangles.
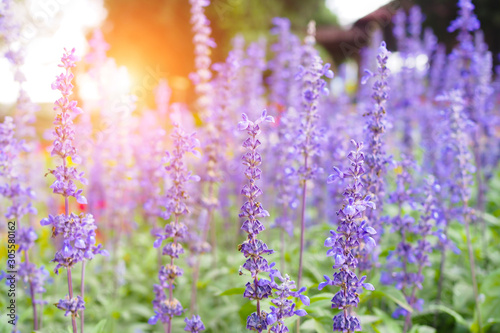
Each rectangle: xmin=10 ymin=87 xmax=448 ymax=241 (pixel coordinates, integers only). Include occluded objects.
xmin=359 ymin=314 xmax=379 ymax=325
xmin=424 ymin=304 xmax=469 ymax=327
xmin=372 ymin=308 xmax=402 ymax=333
xmin=218 ymin=287 xmax=246 ymax=296
xmin=309 ymin=293 xmax=334 ymax=304
xmin=93 ymin=319 xmax=108 ymax=333
xmin=408 ymin=324 xmax=436 ymax=333
xmin=372 ymin=286 xmax=413 ymax=313
xmin=311 ymin=315 xmax=331 ymax=333
xmin=473 ymin=268 xmax=500 ymax=331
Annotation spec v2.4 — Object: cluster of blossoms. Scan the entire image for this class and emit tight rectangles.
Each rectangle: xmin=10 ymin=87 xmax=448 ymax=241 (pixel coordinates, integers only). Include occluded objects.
xmin=320 ymin=140 xmax=376 ymax=332
xmin=184 ymin=315 xmax=206 ymax=333
xmin=16 ymin=227 xmax=50 ymax=301
xmin=40 ymin=49 xmax=106 ymax=331
xmin=149 ymin=124 xmax=204 ymax=332
xmin=267 ymin=265 xmax=309 ymax=333
xmin=55 ymin=295 xmax=86 ymax=317
xmin=0 ymin=117 xmax=36 ymax=221
xmin=41 ymin=213 xmax=106 ymax=273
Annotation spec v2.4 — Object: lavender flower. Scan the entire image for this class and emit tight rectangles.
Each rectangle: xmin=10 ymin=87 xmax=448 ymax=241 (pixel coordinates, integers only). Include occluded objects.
xmin=0 ymin=117 xmax=36 ymax=222
xmin=55 ymin=295 xmax=85 ymax=317
xmin=0 ymin=116 xmax=44 ymax=330
xmin=149 ymin=124 xmax=201 ymax=332
xmin=268 ymin=17 xmax=301 ymax=115
xmin=320 ymin=140 xmax=376 ymax=332
xmin=359 ymin=41 xmax=391 ymax=271
xmin=294 ymin=21 xmax=334 ymax=288
xmin=447 ymin=0 xmax=480 ymax=108
xmin=267 ymin=265 xmax=309 ymax=333
xmin=184 ymin=315 xmax=205 ymax=333
xmin=241 ymin=38 xmax=267 ymax=119
xmin=40 ymin=48 xmax=105 ymax=333
xmin=189 ymin=0 xmax=215 ymax=115
xmin=268 ymin=18 xmax=302 ymax=244
xmin=437 ymin=89 xmax=481 ymax=329
xmin=382 ymin=157 xmax=418 ymax=296
xmin=237 ymin=110 xmax=275 ymax=331
xmin=17 ymin=262 xmax=50 ymax=299
xmin=381 ymin=158 xmax=439 ymax=331
xmin=41 ymin=213 xmax=106 ymax=273
xmin=402 ymin=177 xmax=440 ymax=331
xmin=188 ymin=2 xmax=221 ymax=300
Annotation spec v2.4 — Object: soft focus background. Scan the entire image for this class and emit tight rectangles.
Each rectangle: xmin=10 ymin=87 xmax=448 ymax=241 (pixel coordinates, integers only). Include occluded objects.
xmin=1 ymin=0 xmax=500 ymax=333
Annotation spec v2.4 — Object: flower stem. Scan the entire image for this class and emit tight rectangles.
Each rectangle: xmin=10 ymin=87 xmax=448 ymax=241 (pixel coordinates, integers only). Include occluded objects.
xmin=472 ymin=138 xmax=488 ymax=269
xmin=296 ymin=175 xmax=308 ymax=333
xmin=67 ymin=268 xmax=77 ymax=333
xmin=191 ymin=181 xmax=215 ymax=313
xmin=464 ymin=211 xmax=482 ymax=332
xmin=166 ymin=214 xmax=180 ymax=333
xmin=24 ymin=250 xmax=38 ymax=331
xmin=80 ymin=261 xmax=86 ymax=333
xmin=297 ymin=179 xmax=308 ymax=287
xmin=191 ymin=207 xmax=213 ymax=314
xmin=280 ymin=226 xmax=285 ymax=273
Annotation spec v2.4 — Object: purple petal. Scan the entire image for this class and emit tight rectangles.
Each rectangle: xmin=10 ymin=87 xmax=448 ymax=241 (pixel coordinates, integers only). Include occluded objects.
xmin=300 ymin=295 xmax=310 ymax=306
xmin=294 ymin=309 xmax=307 ymax=316
xmin=238 ymin=121 xmax=249 ymax=131
xmin=363 ymin=283 xmax=375 ymax=291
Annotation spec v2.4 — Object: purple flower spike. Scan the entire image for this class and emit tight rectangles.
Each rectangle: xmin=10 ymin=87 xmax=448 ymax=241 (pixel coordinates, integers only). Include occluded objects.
xmin=40 ymin=49 xmax=105 ymax=331
xmin=238 ymin=111 xmax=274 ymax=312
xmin=237 ymin=111 xmax=308 ymax=332
xmin=359 ymin=41 xmax=391 ymax=271
xmin=55 ymin=295 xmax=85 ymax=317
xmin=150 ymin=124 xmax=202 ymax=328
xmin=322 ymin=140 xmax=375 ymax=332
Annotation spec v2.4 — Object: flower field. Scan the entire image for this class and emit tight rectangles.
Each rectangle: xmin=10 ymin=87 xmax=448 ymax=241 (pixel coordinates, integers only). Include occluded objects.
xmin=1 ymin=0 xmax=500 ymax=332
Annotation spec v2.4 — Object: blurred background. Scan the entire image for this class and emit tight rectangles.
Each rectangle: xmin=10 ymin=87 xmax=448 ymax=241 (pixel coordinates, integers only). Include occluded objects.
xmin=1 ymin=0 xmax=499 ymax=112
xmin=2 ymin=1 xmax=500 ymax=332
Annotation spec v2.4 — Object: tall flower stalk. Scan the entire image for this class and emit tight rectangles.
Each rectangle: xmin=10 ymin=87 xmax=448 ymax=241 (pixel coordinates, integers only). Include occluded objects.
xmin=188 ymin=0 xmax=219 ymax=313
xmin=447 ymin=0 xmax=494 ymax=260
xmin=149 ymin=124 xmax=204 ymax=333
xmin=403 ymin=177 xmax=441 ymax=331
xmin=294 ymin=21 xmax=334 ymax=289
xmin=437 ymin=90 xmax=481 ymax=330
xmin=268 ymin=17 xmax=302 ymax=273
xmin=359 ymin=41 xmax=391 ymax=271
xmin=238 ymin=110 xmax=309 ymax=332
xmin=381 ymin=158 xmax=440 ymax=332
xmin=320 ymin=140 xmax=376 ymax=332
xmin=40 ymin=48 xmax=106 ymax=333
xmin=237 ymin=110 xmax=275 ymax=331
